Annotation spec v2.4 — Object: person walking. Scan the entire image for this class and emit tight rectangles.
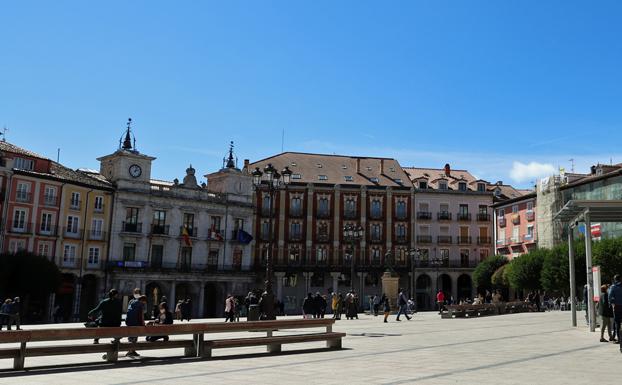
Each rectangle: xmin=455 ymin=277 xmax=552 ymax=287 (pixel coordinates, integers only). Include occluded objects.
xmin=436 ymin=290 xmax=446 ymax=314
xmin=382 ymin=294 xmax=391 ymax=323
xmin=336 ymin=293 xmax=344 ymax=320
xmin=315 ymin=292 xmax=327 ymax=318
xmin=7 ymin=297 xmax=21 ymax=330
xmin=125 ymin=295 xmax=147 ymax=357
xmin=0 ymin=299 xmax=12 ymax=330
xmin=224 ymin=294 xmax=235 ymax=322
xmin=88 ymin=289 xmax=122 ymax=358
xmin=175 ymin=300 xmax=183 ymax=320
xmin=302 ymin=293 xmax=314 ymax=319
xmin=181 ymin=299 xmax=192 ymax=322
xmin=395 ymin=288 xmax=411 ymax=321
xmin=373 ymin=295 xmax=381 ymax=316
xmin=609 ymin=275 xmax=622 ymax=350
xmin=146 ymin=302 xmax=174 ymax=342
xmin=599 ymin=284 xmax=614 ymax=342
xmin=331 ymin=292 xmax=339 ymax=319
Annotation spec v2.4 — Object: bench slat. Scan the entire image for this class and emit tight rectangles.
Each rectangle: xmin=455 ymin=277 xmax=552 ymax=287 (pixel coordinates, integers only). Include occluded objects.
xmin=207 ymin=332 xmax=346 ymax=349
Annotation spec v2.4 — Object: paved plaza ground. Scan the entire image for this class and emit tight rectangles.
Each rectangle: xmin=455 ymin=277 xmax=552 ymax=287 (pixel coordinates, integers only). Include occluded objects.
xmin=0 ymin=311 xmax=615 ymax=385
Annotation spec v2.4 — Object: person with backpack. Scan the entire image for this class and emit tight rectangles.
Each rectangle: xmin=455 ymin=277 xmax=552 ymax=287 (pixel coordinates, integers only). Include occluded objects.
xmin=395 ymin=288 xmax=411 ymax=321
xmin=125 ymin=295 xmax=147 ymax=357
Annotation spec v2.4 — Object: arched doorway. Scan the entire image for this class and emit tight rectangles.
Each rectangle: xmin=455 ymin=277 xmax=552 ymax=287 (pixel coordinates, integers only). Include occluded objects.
xmin=457 ymin=274 xmax=473 ymax=302
xmin=56 ymin=273 xmax=75 ymax=322
xmin=437 ymin=274 xmax=452 ymax=297
xmin=79 ymin=274 xmax=98 ymax=321
xmin=416 ymin=274 xmax=432 ymax=310
xmin=175 ymin=282 xmax=197 ymax=318
xmin=203 ymin=283 xmax=220 ymax=318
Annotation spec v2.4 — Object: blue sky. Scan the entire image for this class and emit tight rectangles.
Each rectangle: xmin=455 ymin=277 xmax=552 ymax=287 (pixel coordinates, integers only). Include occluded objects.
xmin=2 ymin=1 xmax=621 ymax=188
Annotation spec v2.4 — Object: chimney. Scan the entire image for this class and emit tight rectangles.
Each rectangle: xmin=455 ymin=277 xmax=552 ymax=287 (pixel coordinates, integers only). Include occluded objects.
xmin=356 ymin=158 xmax=361 ymax=173
xmin=496 ymin=181 xmax=503 ymax=186
xmin=590 ymin=165 xmax=596 ymax=175
xmin=243 ymin=159 xmax=250 ymax=173
xmin=380 ymin=159 xmax=384 ymax=173
xmin=444 ymin=163 xmax=451 ymax=177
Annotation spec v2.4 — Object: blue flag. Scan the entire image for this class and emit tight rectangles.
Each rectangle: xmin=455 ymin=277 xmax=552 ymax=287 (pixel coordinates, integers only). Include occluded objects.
xmin=237 ymin=229 xmax=253 ymax=244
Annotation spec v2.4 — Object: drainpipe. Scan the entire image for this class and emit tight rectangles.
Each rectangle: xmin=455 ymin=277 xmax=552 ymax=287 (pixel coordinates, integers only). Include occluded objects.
xmin=0 ymin=171 xmax=13 ymax=253
xmin=73 ymin=188 xmax=93 ymax=321
xmin=222 ymin=194 xmax=229 ymax=270
xmin=104 ymin=188 xmax=117 ymax=294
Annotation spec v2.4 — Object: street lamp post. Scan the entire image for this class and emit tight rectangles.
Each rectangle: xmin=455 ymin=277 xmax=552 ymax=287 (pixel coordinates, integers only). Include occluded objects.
xmin=408 ymin=248 xmax=421 ymax=301
xmin=252 ymin=163 xmax=292 ymax=320
xmin=343 ymin=224 xmax=363 ymax=296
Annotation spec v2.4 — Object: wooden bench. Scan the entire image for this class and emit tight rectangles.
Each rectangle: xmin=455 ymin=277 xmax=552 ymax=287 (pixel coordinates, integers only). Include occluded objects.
xmin=0 ymin=318 xmax=345 ymax=370
xmin=442 ymin=301 xmax=538 ymax=318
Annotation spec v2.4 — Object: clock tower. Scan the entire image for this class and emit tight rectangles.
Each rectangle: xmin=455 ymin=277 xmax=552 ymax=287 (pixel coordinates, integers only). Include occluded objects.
xmin=97 ymin=118 xmax=155 ymax=189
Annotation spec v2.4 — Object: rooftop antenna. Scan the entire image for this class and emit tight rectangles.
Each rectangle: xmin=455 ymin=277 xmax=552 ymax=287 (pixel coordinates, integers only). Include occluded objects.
xmin=57 ymin=148 xmax=60 ymax=163
xmin=568 ymin=158 xmax=575 ymax=173
xmin=0 ymin=126 xmax=8 ymax=142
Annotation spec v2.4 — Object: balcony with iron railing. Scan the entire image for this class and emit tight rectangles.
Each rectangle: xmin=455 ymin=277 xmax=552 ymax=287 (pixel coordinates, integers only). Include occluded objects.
xmin=151 ymin=224 xmax=170 ymax=236
xmin=64 ymin=228 xmax=83 ymax=239
xmin=437 ymin=235 xmax=452 ymax=244
xmin=87 ymin=230 xmax=107 ymax=241
xmin=457 ymin=213 xmax=471 ymax=221
xmin=416 ymin=235 xmax=432 ymax=244
xmin=181 ymin=226 xmax=198 ymax=237
xmin=477 ymin=236 xmax=492 ymax=245
xmin=42 ymin=195 xmax=58 ymax=207
xmin=122 ymin=222 xmax=142 ymax=233
xmin=499 ymin=217 xmax=506 ymax=227
xmin=476 ymin=213 xmax=490 ymax=221
xmin=317 ymin=233 xmax=330 ymax=243
xmin=457 ymin=236 xmax=472 ymax=244
xmin=437 ymin=212 xmax=452 ymax=221
xmin=316 ymin=210 xmax=331 ymax=219
xmin=417 ymin=211 xmax=432 ymax=220
xmin=9 ymin=222 xmax=33 ymax=234
xmin=343 ymin=210 xmax=358 ymax=219
xmin=16 ymin=192 xmax=32 ymax=203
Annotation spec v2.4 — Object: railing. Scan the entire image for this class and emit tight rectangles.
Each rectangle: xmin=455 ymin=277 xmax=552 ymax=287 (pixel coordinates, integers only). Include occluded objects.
xmin=64 ymin=229 xmax=84 ymax=239
xmin=107 ymin=260 xmax=255 ymax=272
xmin=42 ymin=195 xmax=58 ymax=207
xmin=87 ymin=230 xmax=107 ymax=240
xmin=69 ymin=200 xmax=82 ymax=210
xmin=151 ymin=224 xmax=170 ymax=236
xmin=526 ymin=210 xmax=535 ymax=221
xmin=417 ymin=211 xmax=432 ymax=220
xmin=416 ymin=235 xmax=432 ymax=243
xmin=511 ymin=215 xmax=520 ymax=225
xmin=499 ymin=217 xmax=506 ymax=227
xmin=343 ymin=210 xmax=357 ymax=220
xmin=476 ymin=213 xmax=490 ymax=221
xmin=9 ymin=223 xmax=33 ymax=234
xmin=317 ymin=233 xmax=330 ymax=243
xmin=457 ymin=236 xmax=472 ymax=244
xmin=122 ymin=222 xmax=142 ymax=233
xmin=181 ymin=226 xmax=198 ymax=237
xmin=316 ymin=211 xmax=330 ymax=219
xmin=16 ymin=192 xmax=32 ymax=203
xmin=437 ymin=235 xmax=452 ymax=244
xmin=477 ymin=236 xmax=492 ymax=245
xmin=37 ymin=225 xmax=57 ymax=236
xmin=437 ymin=212 xmax=452 ymax=220
xmin=395 ymin=235 xmax=408 ymax=244
xmin=457 ymin=213 xmax=471 ymax=221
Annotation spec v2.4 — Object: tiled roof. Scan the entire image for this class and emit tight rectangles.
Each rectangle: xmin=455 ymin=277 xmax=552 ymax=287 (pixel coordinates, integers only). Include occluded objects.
xmin=16 ymin=162 xmax=113 ymax=190
xmin=404 ymin=167 xmax=483 ymax=191
xmin=250 ymin=152 xmax=410 ymax=187
xmin=0 ymin=140 xmax=49 ymax=160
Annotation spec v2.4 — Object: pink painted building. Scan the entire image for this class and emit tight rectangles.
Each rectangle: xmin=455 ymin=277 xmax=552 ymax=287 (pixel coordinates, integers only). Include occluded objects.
xmin=492 ymin=192 xmax=537 ymax=258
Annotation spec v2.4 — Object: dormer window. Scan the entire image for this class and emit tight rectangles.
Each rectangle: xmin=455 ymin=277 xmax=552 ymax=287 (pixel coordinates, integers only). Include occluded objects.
xmin=14 ymin=157 xmax=34 ymax=171
xmin=419 ymin=181 xmax=427 ymax=189
xmin=477 ymin=183 xmax=486 ymax=192
xmin=344 ymin=175 xmax=353 ymax=182
xmin=316 ymin=163 xmax=323 ymax=168
xmin=318 ymin=175 xmax=328 ymax=181
xmin=494 ymin=189 xmax=501 ymax=197
xmin=439 ymin=181 xmax=448 ymax=190
xmin=292 ymin=173 xmax=302 ymax=180
xmin=458 ymin=182 xmax=467 ymax=191
xmin=370 ymin=177 xmax=379 ymax=183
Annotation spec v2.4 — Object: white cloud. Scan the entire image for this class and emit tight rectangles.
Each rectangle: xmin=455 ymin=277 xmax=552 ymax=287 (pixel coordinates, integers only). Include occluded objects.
xmin=509 ymin=161 xmax=556 ymax=182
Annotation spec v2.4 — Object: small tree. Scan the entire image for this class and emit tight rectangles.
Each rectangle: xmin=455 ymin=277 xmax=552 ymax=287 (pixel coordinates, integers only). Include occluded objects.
xmin=506 ymin=249 xmax=546 ymax=291
xmin=491 ymin=264 xmax=509 ymax=288
xmin=473 ymin=255 xmax=508 ymax=292
xmin=593 ymin=237 xmax=622 ymax=284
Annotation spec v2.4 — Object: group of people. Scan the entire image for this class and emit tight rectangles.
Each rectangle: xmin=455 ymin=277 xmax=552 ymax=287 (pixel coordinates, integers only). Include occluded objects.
xmin=330 ymin=290 xmax=359 ymax=320
xmin=302 ymin=292 xmax=328 ymax=319
xmin=224 ymin=294 xmax=239 ymax=322
xmin=0 ymin=297 xmax=20 ymax=330
xmin=597 ymin=274 xmax=622 ymax=350
xmin=87 ymin=288 xmax=174 ymax=359
xmin=174 ymin=298 xmax=192 ymax=321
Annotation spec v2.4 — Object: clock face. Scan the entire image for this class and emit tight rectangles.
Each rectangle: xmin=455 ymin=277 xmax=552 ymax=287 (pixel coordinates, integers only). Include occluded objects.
xmin=129 ymin=164 xmax=142 ymax=178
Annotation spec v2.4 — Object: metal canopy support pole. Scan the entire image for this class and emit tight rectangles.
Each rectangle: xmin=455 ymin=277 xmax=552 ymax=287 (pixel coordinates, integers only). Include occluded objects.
xmin=584 ymin=211 xmax=596 ymax=332
xmin=568 ymin=229 xmax=577 ymax=327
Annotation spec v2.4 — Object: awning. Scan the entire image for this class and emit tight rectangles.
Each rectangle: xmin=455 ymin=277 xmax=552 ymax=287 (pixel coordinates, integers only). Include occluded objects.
xmin=554 ymin=200 xmax=622 ymax=224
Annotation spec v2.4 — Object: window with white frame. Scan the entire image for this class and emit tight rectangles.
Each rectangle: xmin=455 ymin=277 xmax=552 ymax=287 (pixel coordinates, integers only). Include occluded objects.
xmin=527 ymin=201 xmax=533 ymax=211
xmin=440 ymin=248 xmax=449 ymax=259
xmin=44 ymin=186 xmax=57 ymax=204
xmin=38 ymin=242 xmax=51 ymax=257
xmin=16 ymin=182 xmax=30 ymax=201
xmin=527 ymin=225 xmax=534 ymax=239
xmin=13 ymin=209 xmax=27 ymax=231
xmin=498 ymin=229 xmax=506 ymax=244
xmin=94 ymin=196 xmax=104 ymax=211
xmin=67 ymin=216 xmax=79 ymax=234
xmin=458 ymin=182 xmax=467 ymax=191
xmin=70 ymin=192 xmax=81 ymax=209
xmin=91 ymin=219 xmax=103 ymax=238
xmin=499 ymin=208 xmax=505 ymax=217
xmin=477 ymin=183 xmax=486 ymax=192
xmin=438 ymin=180 xmax=448 ymax=190
xmin=512 ymin=205 xmax=518 ymax=214
xmin=88 ymin=247 xmax=100 ymax=265
xmin=512 ymin=227 xmax=519 ymax=242
xmin=40 ymin=212 xmax=53 ymax=233
xmin=316 ymin=246 xmax=327 ymax=263
xmin=63 ymin=244 xmax=76 ymax=265
xmin=14 ymin=157 xmax=34 ymax=170
xmin=9 ymin=239 xmax=26 ymax=253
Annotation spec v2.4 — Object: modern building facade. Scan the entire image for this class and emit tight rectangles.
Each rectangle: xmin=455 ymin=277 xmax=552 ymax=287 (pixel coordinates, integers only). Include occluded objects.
xmin=99 ymin=129 xmax=255 ymax=318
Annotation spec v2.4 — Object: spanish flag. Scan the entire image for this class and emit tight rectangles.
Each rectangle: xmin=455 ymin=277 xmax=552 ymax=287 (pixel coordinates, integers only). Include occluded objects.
xmin=182 ymin=225 xmax=192 ymax=247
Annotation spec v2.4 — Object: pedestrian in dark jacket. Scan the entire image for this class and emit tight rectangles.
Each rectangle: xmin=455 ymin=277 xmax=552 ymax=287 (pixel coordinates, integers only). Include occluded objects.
xmin=125 ymin=295 xmax=147 ymax=357
xmin=382 ymin=294 xmax=391 ymax=323
xmin=302 ymin=293 xmax=314 ymax=318
xmin=147 ymin=302 xmax=174 ymax=342
xmin=609 ymin=275 xmax=622 ymax=351
xmin=316 ymin=293 xmax=327 ymax=318
xmin=181 ymin=299 xmax=192 ymax=321
xmin=0 ymin=299 xmax=12 ymax=330
xmin=88 ymin=289 xmax=122 ymax=347
xmin=599 ymin=285 xmax=614 ymax=342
